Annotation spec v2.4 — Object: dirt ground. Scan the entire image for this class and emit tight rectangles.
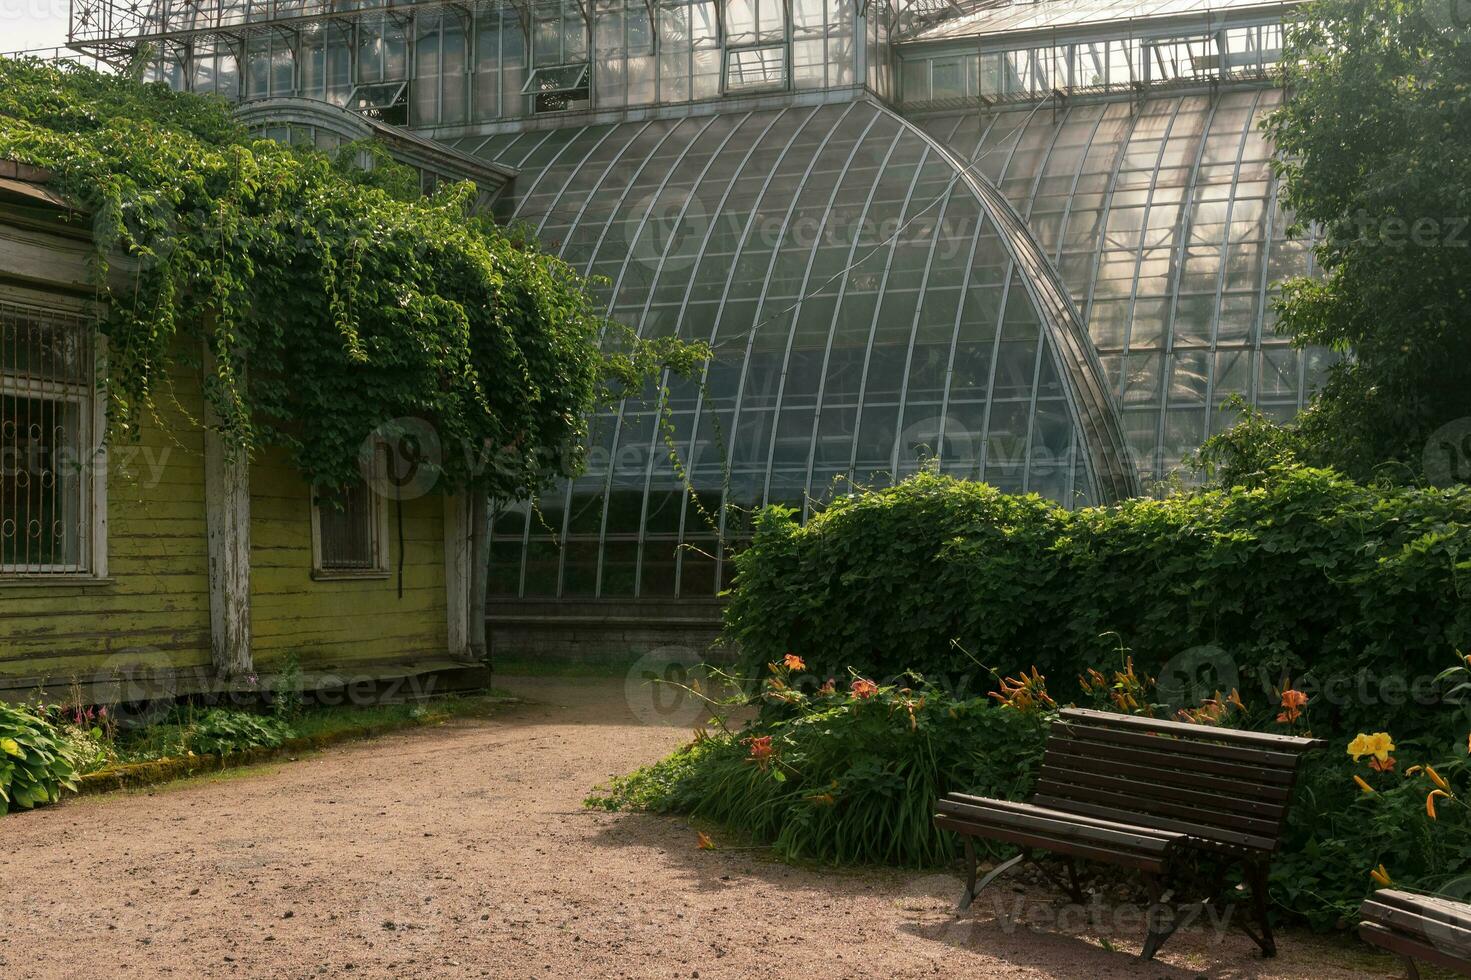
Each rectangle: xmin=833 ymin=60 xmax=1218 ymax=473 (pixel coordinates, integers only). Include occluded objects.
xmin=0 ymin=676 xmax=1396 ymax=979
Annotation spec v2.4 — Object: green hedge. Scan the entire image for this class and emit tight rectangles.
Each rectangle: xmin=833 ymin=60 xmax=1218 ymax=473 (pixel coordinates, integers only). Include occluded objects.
xmin=725 ymin=467 xmax=1471 ymax=739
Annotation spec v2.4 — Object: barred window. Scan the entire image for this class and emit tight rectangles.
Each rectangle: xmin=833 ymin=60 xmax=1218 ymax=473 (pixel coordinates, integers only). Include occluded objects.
xmin=312 ymin=449 xmax=389 ymax=576
xmin=0 ymin=303 xmax=101 ymax=576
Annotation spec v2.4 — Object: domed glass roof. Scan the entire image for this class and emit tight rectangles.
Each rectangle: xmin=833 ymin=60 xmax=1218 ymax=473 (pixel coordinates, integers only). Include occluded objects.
xmin=458 ymin=97 xmax=1137 ymax=598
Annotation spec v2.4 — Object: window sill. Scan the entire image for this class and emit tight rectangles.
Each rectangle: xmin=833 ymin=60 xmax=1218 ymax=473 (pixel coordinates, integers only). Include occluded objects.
xmin=310 ymin=569 xmax=393 ymax=582
xmin=0 ymin=576 xmax=115 ymax=589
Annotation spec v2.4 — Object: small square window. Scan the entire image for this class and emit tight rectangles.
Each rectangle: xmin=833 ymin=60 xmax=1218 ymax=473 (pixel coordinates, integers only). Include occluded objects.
xmin=522 ymin=63 xmax=590 ymax=114
xmin=346 ymin=81 xmax=408 ymax=125
xmin=312 ymin=452 xmax=390 ymax=578
xmin=724 ymin=45 xmax=787 ymax=92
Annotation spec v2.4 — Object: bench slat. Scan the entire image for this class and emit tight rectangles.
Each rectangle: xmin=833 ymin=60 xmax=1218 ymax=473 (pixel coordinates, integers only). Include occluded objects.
xmin=1058 ymin=707 xmax=1327 ymax=752
xmin=1033 ymin=787 xmax=1279 ymax=851
xmin=1046 ymin=733 xmax=1299 ymax=785
xmin=934 ymin=814 xmax=1173 ymax=875
xmin=1359 ymin=921 xmax=1471 ymax=974
xmin=1047 ymin=747 xmax=1288 ymax=800
xmin=1370 ymin=889 xmax=1471 ymax=931
xmin=1053 ymin=720 xmax=1307 ymax=770
xmin=1033 ymin=778 xmax=1282 ymax=838
xmin=1038 ymin=757 xmax=1290 ymax=820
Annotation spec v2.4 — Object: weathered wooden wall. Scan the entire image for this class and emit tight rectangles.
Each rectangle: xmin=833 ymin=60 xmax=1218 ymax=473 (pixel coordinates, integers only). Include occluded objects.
xmin=249 ymin=447 xmax=449 ymax=675
xmin=0 ymin=375 xmax=215 ymax=694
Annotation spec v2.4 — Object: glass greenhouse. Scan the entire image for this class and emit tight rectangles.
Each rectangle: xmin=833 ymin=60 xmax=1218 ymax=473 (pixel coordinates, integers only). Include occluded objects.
xmin=69 ymin=0 xmax=1323 ymax=615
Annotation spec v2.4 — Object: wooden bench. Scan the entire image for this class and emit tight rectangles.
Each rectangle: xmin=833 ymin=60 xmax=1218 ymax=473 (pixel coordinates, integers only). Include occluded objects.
xmin=1360 ymin=889 xmax=1471 ymax=978
xmin=934 ymin=707 xmax=1325 ymax=960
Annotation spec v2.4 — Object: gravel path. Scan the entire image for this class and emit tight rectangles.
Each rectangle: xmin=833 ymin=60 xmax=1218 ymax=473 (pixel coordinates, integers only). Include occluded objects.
xmin=1 ymin=676 xmax=1391 ymax=979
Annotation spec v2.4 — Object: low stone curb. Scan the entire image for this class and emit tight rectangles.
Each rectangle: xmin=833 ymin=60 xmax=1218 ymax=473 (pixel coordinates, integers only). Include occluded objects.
xmin=73 ymin=697 xmax=520 ymax=796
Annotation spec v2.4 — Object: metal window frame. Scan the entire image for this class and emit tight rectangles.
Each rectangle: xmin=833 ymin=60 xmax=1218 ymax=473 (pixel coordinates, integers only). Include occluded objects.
xmin=713 ymin=102 xmax=858 ymax=538
xmin=797 ymin=119 xmax=907 ymax=511
xmin=0 ymin=301 xmax=107 ymax=580
xmin=666 ymin=106 xmax=818 ymax=591
xmin=760 ymin=105 xmax=884 ymax=510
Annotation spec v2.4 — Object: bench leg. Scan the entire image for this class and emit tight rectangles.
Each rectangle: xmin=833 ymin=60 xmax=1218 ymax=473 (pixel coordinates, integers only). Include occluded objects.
xmin=1401 ymin=954 xmax=1421 ymax=980
xmin=1238 ymin=860 xmax=1276 ymax=958
xmin=958 ymin=843 xmax=1023 ymax=911
xmin=1063 ymin=857 xmax=1085 ymax=904
xmin=1140 ymin=873 xmax=1181 ymax=961
xmin=959 ymin=839 xmax=978 ymax=910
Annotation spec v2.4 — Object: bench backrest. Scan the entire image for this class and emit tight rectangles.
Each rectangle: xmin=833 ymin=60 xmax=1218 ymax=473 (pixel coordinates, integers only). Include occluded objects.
xmin=1032 ymin=707 xmax=1325 ymax=853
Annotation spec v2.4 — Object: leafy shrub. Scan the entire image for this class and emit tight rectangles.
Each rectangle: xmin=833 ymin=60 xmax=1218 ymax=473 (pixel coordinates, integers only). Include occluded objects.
xmin=589 ymin=662 xmax=1046 ymax=867
xmin=726 ymin=468 xmax=1471 ymax=742
xmin=186 ymin=710 xmax=295 ymax=757
xmin=0 ymin=704 xmax=78 ymax=814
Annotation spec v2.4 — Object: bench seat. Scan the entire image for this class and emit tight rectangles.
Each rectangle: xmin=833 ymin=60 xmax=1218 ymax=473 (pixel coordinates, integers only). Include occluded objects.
xmin=936 ymin=794 xmax=1183 ymax=874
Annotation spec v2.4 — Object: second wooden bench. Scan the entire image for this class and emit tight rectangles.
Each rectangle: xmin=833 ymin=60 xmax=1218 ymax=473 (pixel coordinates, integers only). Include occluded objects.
xmin=934 ymin=706 xmax=1324 ymax=960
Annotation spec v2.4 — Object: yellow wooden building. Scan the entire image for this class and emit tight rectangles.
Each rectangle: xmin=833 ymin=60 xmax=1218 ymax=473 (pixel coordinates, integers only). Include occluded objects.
xmin=0 ymin=153 xmax=498 ymax=704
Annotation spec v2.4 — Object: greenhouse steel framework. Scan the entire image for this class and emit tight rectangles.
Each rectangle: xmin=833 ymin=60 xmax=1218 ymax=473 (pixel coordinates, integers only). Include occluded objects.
xmin=66 ymin=0 xmax=1325 ymax=611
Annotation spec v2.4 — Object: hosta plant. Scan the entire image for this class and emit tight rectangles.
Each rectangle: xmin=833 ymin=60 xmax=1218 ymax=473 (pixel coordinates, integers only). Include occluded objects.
xmin=186 ymin=709 xmax=295 ymax=757
xmin=0 ymin=704 xmax=79 ymax=815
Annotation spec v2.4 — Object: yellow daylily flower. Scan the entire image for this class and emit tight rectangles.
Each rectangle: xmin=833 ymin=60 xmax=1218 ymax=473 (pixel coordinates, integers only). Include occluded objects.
xmin=1370 ymin=864 xmax=1392 ymax=887
xmin=1353 ymin=775 xmax=1375 ymax=794
xmin=1427 ymin=766 xmax=1451 ymax=792
xmin=1428 ymin=789 xmax=1451 ymax=820
xmin=1347 ymin=732 xmax=1396 ymax=764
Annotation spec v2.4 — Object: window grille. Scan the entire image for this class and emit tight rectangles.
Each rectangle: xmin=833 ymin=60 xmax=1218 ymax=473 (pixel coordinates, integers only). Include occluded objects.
xmin=315 ymin=480 xmax=383 ymax=572
xmin=0 ymin=302 xmax=98 ymax=576
xmin=313 ymin=442 xmax=389 ymax=575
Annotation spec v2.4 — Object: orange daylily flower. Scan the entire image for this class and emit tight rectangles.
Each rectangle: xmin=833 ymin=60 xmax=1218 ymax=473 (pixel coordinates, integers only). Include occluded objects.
xmin=1354 ymin=775 xmax=1375 ymax=794
xmin=1276 ymin=687 xmax=1309 ymax=724
xmin=783 ymin=653 xmax=806 ymax=671
xmin=850 ymin=678 xmax=878 ymax=700
xmin=744 ymin=735 xmax=775 ymax=769
xmin=697 ymin=832 xmax=715 ymax=850
xmin=1427 ymin=766 xmax=1451 ymax=792
xmin=1370 ymin=864 xmax=1392 ymax=887
xmin=1428 ymin=789 xmax=1451 ymax=820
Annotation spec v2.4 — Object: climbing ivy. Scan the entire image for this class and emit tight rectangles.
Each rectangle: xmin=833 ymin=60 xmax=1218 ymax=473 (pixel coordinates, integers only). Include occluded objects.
xmin=0 ymin=57 xmax=707 ymax=498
